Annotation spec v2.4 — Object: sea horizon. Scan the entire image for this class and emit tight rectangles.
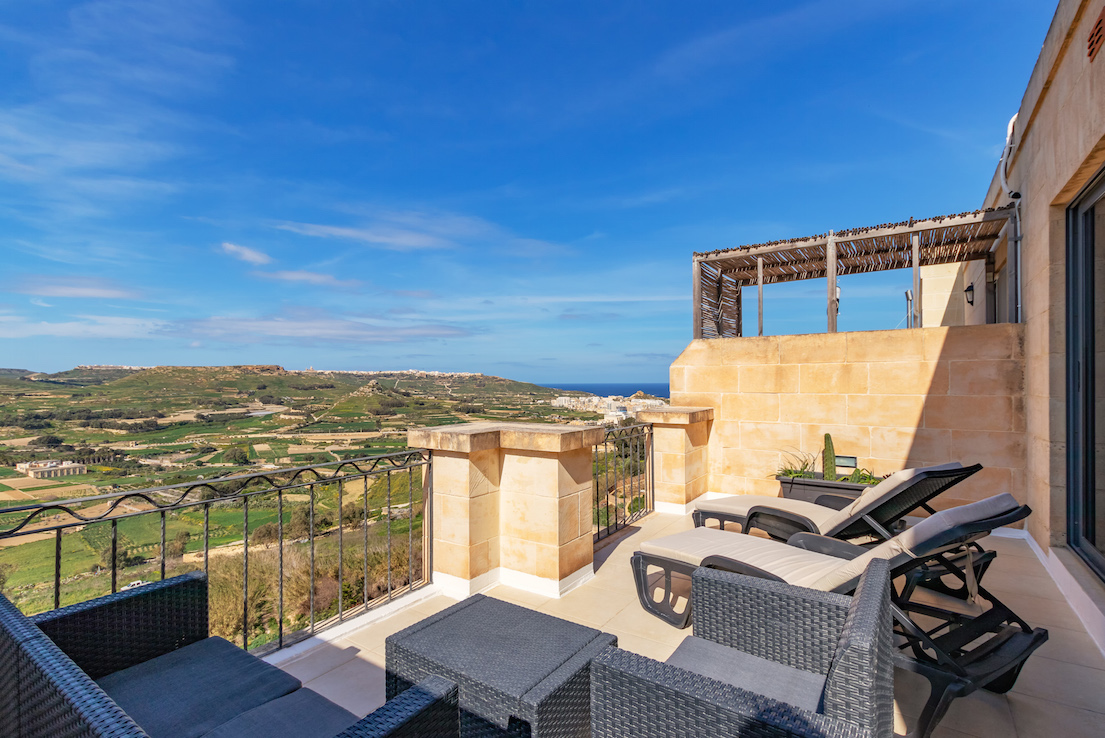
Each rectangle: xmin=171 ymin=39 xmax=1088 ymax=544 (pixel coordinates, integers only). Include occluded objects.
xmin=540 ymin=382 xmax=670 ymax=399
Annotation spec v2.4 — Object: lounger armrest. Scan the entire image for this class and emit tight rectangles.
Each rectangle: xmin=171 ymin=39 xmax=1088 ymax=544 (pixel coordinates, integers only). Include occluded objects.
xmin=813 ymin=493 xmax=854 ymax=510
xmin=691 ymin=568 xmax=850 ymax=674
xmin=744 ymin=505 xmax=821 ymax=540
xmin=32 ymin=571 xmax=208 ymax=680
xmin=335 ymin=675 xmax=458 ymax=738
xmin=787 ymin=533 xmax=867 ymax=560
xmin=591 ymin=647 xmax=866 ymax=738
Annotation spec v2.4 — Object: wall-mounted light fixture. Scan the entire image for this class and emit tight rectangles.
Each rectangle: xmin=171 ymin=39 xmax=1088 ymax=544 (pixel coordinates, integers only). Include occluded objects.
xmin=964 ymin=282 xmax=975 ymax=306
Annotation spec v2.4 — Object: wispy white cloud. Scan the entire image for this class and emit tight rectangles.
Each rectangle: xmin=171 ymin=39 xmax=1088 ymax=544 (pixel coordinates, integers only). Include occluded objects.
xmin=278 ymin=208 xmax=569 ymax=257
xmin=0 ymin=313 xmax=163 ymax=339
xmin=0 ymin=0 xmax=235 ymax=224
xmin=29 ymin=298 xmax=53 ymax=308
xmin=253 ymin=270 xmax=360 ymax=289
xmin=12 ymin=276 xmax=140 ymax=299
xmin=558 ymin=312 xmax=621 ymax=322
xmin=219 ymin=242 xmax=271 ymax=265
xmin=277 ymin=221 xmax=453 ymax=250
xmin=175 ymin=311 xmax=469 ymax=344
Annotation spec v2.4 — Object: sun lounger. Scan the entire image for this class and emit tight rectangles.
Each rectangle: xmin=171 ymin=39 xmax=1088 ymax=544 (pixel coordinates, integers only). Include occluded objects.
xmin=692 ymin=462 xmax=981 ymax=542
xmin=632 ymin=494 xmax=1048 ymax=738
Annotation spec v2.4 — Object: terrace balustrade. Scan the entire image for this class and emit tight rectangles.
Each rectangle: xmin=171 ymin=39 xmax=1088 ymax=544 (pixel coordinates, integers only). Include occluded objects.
xmin=0 ymin=422 xmax=682 ymax=651
xmin=0 ymin=451 xmax=430 ymax=655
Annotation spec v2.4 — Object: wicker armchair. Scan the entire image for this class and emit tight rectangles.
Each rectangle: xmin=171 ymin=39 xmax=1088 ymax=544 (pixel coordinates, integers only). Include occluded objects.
xmin=592 ymin=559 xmax=893 ymax=738
xmin=1 ymin=571 xmax=459 ymax=738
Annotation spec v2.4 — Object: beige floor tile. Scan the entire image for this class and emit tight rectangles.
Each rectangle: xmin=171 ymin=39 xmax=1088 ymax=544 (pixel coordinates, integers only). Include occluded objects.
xmin=602 ymin=600 xmax=687 ymax=646
xmin=603 ymin=630 xmax=680 ymax=662
xmin=278 ymin=637 xmax=362 ymax=684
xmin=358 ymin=647 xmax=386 ymax=668
xmin=654 ymin=515 xmax=696 ymax=536
xmin=992 ymin=590 xmax=1086 ymax=631
xmin=894 ymin=668 xmax=1016 ymax=738
xmin=343 ymin=607 xmax=432 ymax=653
xmin=484 ymin=585 xmax=552 ymax=610
xmin=304 ymin=655 xmax=387 ymax=718
xmin=985 ymin=553 xmax=1051 ymax=582
xmin=589 ymin=565 xmax=639 ymax=595
xmin=411 ymin=595 xmax=456 ymax=617
xmin=1035 ymin=624 xmax=1105 ymax=671
xmin=1006 ymin=692 xmax=1105 ymax=737
xmin=538 ymin=581 xmax=637 ymax=628
xmin=1010 ymin=655 xmax=1105 ymax=714
xmin=982 ymin=567 xmax=1064 ymax=602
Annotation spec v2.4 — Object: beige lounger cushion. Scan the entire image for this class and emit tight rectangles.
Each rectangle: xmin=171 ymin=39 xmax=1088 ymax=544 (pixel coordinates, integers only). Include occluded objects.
xmin=812 ymin=493 xmax=1020 ymax=592
xmin=692 ymin=495 xmax=842 ymax=530
xmin=642 ymin=493 xmax=1020 ymax=593
xmin=829 ymin=462 xmax=964 ymax=534
xmin=639 ymin=527 xmax=842 ymax=589
xmin=694 ymin=462 xmax=966 ymax=537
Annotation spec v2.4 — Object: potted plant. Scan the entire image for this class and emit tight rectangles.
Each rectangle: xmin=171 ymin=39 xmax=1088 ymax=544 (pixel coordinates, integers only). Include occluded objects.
xmin=775 ymin=433 xmax=883 ymax=503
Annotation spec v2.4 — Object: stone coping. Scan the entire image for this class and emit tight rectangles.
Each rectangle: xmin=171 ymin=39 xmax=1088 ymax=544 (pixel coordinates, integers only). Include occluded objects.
xmin=635 ymin=406 xmax=713 ymax=425
xmin=408 ymin=421 xmax=605 ymax=454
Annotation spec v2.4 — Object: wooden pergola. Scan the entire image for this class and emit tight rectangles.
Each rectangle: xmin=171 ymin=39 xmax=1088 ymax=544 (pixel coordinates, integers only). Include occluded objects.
xmin=692 ymin=204 xmax=1016 ymax=338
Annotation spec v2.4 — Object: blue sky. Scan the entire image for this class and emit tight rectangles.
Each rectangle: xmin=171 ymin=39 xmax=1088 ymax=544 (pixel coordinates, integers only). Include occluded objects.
xmin=0 ymin=1 xmax=1054 ymax=383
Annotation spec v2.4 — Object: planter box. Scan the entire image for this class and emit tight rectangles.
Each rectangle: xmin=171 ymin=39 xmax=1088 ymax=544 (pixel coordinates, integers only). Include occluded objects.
xmin=775 ymin=473 xmax=871 ymax=504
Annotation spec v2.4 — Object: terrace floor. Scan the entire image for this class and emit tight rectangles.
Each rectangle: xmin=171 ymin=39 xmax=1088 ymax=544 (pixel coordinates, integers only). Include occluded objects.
xmin=270 ymin=512 xmax=1105 ymax=738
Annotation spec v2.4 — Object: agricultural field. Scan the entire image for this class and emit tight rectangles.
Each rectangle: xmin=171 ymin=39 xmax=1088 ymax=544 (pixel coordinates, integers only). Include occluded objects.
xmin=0 ymin=365 xmax=602 ymax=628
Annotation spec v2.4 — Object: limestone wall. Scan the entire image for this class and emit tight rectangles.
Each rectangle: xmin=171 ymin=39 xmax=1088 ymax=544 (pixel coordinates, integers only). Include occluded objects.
xmin=670 ymin=324 xmax=1025 ymax=511
xmin=980 ymin=0 xmax=1105 ymax=548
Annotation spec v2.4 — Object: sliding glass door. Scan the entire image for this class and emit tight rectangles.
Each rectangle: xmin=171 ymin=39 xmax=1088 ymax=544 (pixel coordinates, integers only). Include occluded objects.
xmin=1068 ymin=169 xmax=1105 ymax=579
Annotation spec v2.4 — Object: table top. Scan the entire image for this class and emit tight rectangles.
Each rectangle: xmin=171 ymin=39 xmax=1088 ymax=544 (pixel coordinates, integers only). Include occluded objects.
xmin=387 ymin=594 xmax=604 ymax=699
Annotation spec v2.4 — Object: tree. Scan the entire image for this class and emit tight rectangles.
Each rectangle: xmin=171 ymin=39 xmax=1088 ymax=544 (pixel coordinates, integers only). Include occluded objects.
xmin=0 ymin=563 xmax=13 ymax=596
xmin=252 ymin=522 xmax=279 ymax=545
xmin=166 ymin=531 xmax=191 ymax=558
xmin=224 ymin=447 xmax=249 ymax=465
xmin=32 ymin=434 xmax=64 ymax=447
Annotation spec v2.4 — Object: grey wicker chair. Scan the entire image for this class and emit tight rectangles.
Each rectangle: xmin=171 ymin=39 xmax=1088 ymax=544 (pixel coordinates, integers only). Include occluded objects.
xmin=592 ymin=559 xmax=894 ymax=738
xmin=0 ymin=571 xmax=460 ymax=738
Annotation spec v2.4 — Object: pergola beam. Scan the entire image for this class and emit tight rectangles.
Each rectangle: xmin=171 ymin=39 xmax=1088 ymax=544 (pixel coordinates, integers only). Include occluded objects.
xmin=911 ymin=232 xmax=921 ymax=329
xmin=696 ymin=205 xmax=1014 ymax=264
xmin=826 ymin=232 xmax=837 ymax=333
xmin=757 ymin=257 xmax=764 ymax=337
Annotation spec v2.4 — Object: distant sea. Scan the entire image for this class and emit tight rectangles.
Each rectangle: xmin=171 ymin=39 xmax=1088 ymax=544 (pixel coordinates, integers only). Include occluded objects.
xmin=543 ymin=382 xmax=670 ymax=399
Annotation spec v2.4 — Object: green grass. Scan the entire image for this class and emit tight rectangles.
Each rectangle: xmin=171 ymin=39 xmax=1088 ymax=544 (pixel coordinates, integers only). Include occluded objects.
xmin=0 ymin=467 xmax=22 ymax=479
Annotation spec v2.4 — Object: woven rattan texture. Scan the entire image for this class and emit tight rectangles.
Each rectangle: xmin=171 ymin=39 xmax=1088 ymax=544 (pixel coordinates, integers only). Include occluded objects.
xmin=1 ymin=591 xmax=149 ymax=738
xmin=822 ymin=560 xmax=894 ymax=737
xmin=32 ymin=571 xmax=209 ymax=680
xmin=337 ymin=675 xmax=459 ymax=738
xmin=590 ymin=647 xmax=868 ymax=738
xmin=691 ymin=568 xmax=850 ymax=675
xmin=387 ymin=595 xmax=612 ymax=738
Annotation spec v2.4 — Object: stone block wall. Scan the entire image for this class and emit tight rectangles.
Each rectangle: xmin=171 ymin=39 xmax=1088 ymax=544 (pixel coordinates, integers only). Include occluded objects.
xmin=408 ymin=422 xmax=602 ymax=599
xmin=978 ymin=0 xmax=1105 ymax=549
xmin=670 ymin=324 xmax=1026 ymax=510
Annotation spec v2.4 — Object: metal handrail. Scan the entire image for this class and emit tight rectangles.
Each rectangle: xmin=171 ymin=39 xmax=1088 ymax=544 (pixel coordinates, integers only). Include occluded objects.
xmin=0 ymin=450 xmax=432 ymax=655
xmin=593 ymin=423 xmax=654 ymax=543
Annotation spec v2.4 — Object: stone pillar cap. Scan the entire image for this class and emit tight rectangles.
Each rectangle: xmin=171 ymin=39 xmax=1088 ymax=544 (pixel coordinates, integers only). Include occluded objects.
xmin=408 ymin=422 xmax=605 ymax=453
xmin=635 ymin=406 xmax=713 ymax=425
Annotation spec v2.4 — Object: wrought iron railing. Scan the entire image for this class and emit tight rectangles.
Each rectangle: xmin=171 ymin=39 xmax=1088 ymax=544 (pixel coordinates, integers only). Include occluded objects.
xmin=593 ymin=423 xmax=653 ymax=543
xmin=0 ymin=451 xmax=431 ymax=655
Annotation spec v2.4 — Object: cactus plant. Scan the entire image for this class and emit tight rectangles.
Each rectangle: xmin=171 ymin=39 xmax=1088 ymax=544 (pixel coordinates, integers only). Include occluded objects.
xmin=822 ymin=433 xmax=836 ymax=481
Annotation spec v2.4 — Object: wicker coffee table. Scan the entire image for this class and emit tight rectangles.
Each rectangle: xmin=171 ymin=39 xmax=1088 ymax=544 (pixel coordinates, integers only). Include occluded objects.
xmin=385 ymin=594 xmax=617 ymax=738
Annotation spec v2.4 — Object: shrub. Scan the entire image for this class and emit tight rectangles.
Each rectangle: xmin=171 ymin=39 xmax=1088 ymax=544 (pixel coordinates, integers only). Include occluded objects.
xmin=252 ymin=522 xmax=280 ymax=545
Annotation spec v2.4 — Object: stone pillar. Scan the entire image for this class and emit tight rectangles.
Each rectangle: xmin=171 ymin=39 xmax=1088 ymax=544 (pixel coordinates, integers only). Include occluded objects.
xmin=636 ymin=407 xmax=713 ymax=515
xmin=408 ymin=422 xmax=604 ymax=600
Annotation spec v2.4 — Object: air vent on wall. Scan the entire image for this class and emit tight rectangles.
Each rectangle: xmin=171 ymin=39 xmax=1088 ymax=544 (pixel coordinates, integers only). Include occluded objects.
xmin=1090 ymin=5 xmax=1105 ymax=61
